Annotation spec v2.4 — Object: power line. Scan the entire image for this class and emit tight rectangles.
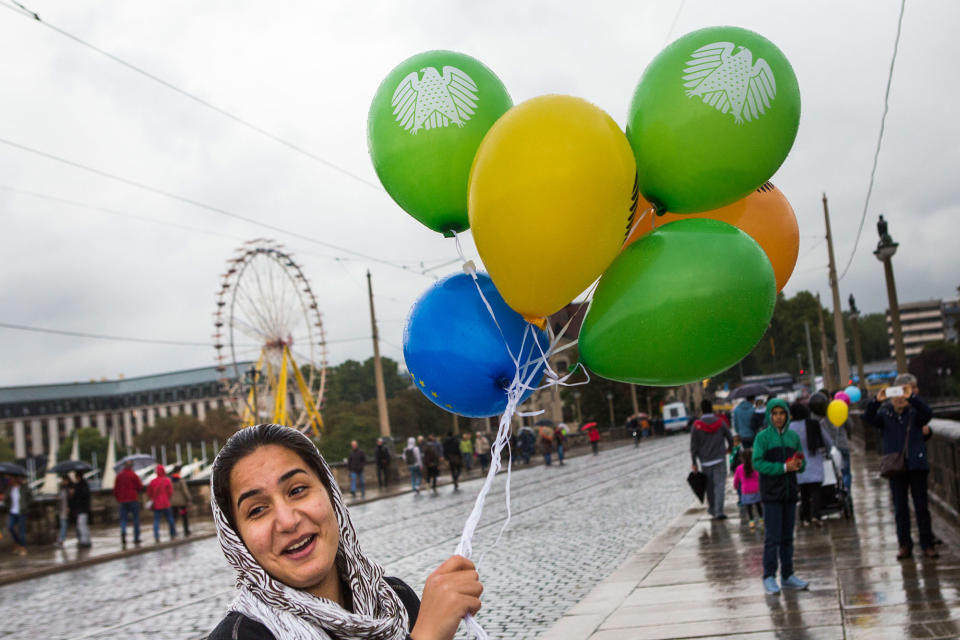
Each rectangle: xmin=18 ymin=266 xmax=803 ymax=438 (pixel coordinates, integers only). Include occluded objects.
xmin=0 ymin=320 xmax=374 ymax=347
xmin=0 ymin=321 xmax=211 ymax=346
xmin=0 ymin=136 xmax=433 ymax=275
xmin=0 ymin=0 xmax=382 ymax=191
xmin=838 ymin=0 xmax=906 ymax=281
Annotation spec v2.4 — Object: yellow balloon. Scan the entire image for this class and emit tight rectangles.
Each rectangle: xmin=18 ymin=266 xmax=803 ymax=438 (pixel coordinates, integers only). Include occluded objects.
xmin=827 ymin=399 xmax=849 ymax=427
xmin=469 ymin=95 xmax=637 ymax=321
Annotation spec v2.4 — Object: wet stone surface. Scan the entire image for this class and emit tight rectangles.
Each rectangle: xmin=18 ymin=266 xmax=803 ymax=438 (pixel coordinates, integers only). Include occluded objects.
xmin=1 ymin=436 xmax=691 ymax=640
xmin=543 ymin=446 xmax=960 ymax=640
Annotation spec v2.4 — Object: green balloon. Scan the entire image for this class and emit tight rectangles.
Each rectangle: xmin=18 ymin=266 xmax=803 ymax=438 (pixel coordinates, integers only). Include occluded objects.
xmin=368 ymin=50 xmax=512 ymax=236
xmin=626 ymin=26 xmax=800 ymax=213
xmin=579 ymin=218 xmax=775 ymax=386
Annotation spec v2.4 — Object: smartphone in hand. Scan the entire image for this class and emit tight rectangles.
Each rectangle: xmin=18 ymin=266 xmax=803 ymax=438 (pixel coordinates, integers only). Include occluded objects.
xmin=886 ymin=385 xmax=905 ymax=398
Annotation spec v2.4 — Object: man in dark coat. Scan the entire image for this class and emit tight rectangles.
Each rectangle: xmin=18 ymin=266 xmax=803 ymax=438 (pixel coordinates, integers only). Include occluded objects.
xmin=443 ymin=432 xmax=463 ymax=491
xmin=690 ymin=399 xmax=734 ymax=519
xmin=375 ymin=438 xmax=392 ymax=489
xmin=864 ymin=373 xmax=936 ymax=559
xmin=347 ymin=440 xmax=367 ymax=499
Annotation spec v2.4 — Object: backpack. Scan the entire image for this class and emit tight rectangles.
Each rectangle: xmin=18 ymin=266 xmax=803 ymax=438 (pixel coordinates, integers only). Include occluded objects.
xmin=404 ymin=448 xmax=417 ymax=466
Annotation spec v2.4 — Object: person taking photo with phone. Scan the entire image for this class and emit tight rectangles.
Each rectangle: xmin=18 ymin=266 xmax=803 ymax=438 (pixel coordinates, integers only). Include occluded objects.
xmin=864 ymin=373 xmax=935 ymax=560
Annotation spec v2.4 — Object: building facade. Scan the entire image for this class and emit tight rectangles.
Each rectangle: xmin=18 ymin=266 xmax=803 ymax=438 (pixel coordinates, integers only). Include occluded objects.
xmin=887 ymin=299 xmax=959 ymax=358
xmin=0 ymin=364 xmax=254 ymax=460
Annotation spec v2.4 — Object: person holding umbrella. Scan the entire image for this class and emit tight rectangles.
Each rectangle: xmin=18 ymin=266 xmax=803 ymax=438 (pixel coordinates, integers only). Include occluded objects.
xmin=71 ymin=470 xmax=93 ymax=548
xmin=690 ymin=399 xmax=734 ymax=519
xmin=114 ymin=460 xmax=144 ymax=547
xmin=582 ymin=421 xmax=601 ymax=455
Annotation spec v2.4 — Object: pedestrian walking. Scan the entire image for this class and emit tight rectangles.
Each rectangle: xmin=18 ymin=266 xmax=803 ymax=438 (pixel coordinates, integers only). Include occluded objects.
xmin=70 ymin=471 xmax=93 ymax=547
xmin=206 ymin=424 xmax=481 ymax=640
xmin=443 ymin=432 xmax=463 ymax=491
xmin=403 ymin=437 xmax=423 ymax=493
xmin=55 ymin=476 xmax=71 ymax=547
xmin=147 ymin=464 xmax=176 ymax=542
xmin=538 ymin=425 xmax=554 ymax=466
xmin=518 ymin=426 xmax=535 ymax=464
xmin=733 ymin=395 xmax=758 ymax=447
xmin=423 ymin=434 xmax=441 ymax=494
xmin=584 ymin=421 xmax=601 ymax=456
xmin=864 ymin=374 xmax=937 ymax=560
xmin=627 ymin=413 xmax=641 ymax=447
xmin=375 ymin=438 xmax=392 ymax=489
xmin=348 ymin=440 xmax=367 ymax=499
xmin=113 ymin=459 xmax=143 ymax=547
xmin=753 ymin=398 xmax=809 ymax=595
xmin=554 ymin=424 xmax=567 ymax=466
xmin=475 ymin=431 xmax=491 ymax=473
xmin=789 ymin=403 xmax=833 ymax=527
xmin=170 ymin=464 xmax=192 ymax=537
xmin=690 ymin=399 xmax=734 ymax=519
xmin=4 ymin=474 xmax=30 ymax=555
xmin=732 ymin=449 xmax=762 ymax=529
xmin=460 ymin=433 xmax=474 ymax=472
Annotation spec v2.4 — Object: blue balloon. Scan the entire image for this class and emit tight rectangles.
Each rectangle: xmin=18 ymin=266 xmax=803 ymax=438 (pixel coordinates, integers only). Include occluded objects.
xmin=844 ymin=385 xmax=862 ymax=404
xmin=403 ymin=272 xmax=549 ymax=418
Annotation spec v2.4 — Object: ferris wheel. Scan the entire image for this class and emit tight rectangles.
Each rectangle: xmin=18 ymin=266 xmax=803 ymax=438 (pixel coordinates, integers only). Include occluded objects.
xmin=214 ymin=239 xmax=327 ymax=435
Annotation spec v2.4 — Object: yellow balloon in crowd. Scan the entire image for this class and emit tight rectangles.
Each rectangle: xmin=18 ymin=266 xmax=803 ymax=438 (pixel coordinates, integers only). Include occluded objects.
xmin=827 ymin=398 xmax=849 ymax=427
xmin=469 ymin=95 xmax=638 ymax=322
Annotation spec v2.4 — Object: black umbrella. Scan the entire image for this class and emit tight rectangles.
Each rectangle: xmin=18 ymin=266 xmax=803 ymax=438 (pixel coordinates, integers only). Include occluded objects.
xmin=50 ymin=460 xmax=94 ymax=474
xmin=730 ymin=383 xmax=772 ymax=400
xmin=534 ymin=418 xmax=556 ymax=427
xmin=687 ymin=470 xmax=707 ymax=503
xmin=114 ymin=454 xmax=156 ymax=473
xmin=0 ymin=462 xmax=28 ymax=477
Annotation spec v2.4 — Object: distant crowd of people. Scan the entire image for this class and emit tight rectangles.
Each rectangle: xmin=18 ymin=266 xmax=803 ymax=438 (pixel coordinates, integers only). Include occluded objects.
xmin=689 ymin=372 xmax=938 ymax=596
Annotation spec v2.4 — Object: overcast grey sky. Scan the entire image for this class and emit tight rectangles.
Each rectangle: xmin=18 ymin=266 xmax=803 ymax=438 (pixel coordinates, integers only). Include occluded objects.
xmin=0 ymin=0 xmax=957 ymax=387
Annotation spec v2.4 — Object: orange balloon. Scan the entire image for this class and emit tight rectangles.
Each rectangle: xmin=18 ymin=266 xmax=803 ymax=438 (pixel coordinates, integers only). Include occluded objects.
xmin=624 ymin=182 xmax=799 ymax=292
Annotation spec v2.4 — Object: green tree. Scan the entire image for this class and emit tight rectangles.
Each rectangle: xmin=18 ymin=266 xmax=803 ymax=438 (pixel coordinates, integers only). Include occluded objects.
xmin=56 ymin=428 xmax=108 ymax=471
xmin=0 ymin=436 xmax=15 ymax=462
xmin=855 ymin=313 xmax=890 ymax=363
xmin=134 ymin=414 xmax=206 ymax=451
xmin=909 ymin=342 xmax=960 ymax=399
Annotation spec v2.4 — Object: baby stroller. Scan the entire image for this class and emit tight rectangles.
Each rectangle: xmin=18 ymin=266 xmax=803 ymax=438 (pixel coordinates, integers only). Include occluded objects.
xmin=819 ymin=446 xmax=852 ymax=519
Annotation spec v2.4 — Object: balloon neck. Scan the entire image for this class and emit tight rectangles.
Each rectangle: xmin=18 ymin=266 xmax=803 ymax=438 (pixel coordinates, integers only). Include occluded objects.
xmin=523 ymin=316 xmax=548 ymax=330
xmin=442 ymin=229 xmax=456 ymax=238
xmin=496 ymin=376 xmax=511 ymax=391
xmin=653 ymin=202 xmax=668 ymax=216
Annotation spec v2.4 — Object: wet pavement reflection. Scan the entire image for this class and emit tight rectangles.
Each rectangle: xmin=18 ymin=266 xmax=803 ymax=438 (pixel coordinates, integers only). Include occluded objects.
xmin=543 ymin=446 xmax=960 ymax=640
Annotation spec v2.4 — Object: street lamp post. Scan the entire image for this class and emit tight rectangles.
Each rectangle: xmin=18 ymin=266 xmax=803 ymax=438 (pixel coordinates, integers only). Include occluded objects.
xmin=848 ymin=295 xmax=867 ymax=393
xmin=606 ymin=391 xmax=615 ymax=429
xmin=246 ymin=365 xmax=259 ymax=424
xmin=874 ymin=215 xmax=908 ymax=373
xmin=573 ymin=391 xmax=582 ymax=425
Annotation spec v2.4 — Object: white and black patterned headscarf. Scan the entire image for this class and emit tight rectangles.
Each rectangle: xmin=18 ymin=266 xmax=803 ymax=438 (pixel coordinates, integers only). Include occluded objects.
xmin=210 ymin=424 xmax=409 ymax=640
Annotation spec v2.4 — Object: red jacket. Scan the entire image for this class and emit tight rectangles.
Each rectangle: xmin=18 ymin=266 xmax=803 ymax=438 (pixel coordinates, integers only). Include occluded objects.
xmin=114 ymin=467 xmax=143 ymax=503
xmin=147 ymin=465 xmax=174 ymax=510
xmin=588 ymin=426 xmax=600 ymax=442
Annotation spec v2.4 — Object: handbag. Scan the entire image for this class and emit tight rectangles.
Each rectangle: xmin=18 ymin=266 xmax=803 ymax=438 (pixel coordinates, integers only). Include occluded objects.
xmin=879 ymin=423 xmax=910 ymax=479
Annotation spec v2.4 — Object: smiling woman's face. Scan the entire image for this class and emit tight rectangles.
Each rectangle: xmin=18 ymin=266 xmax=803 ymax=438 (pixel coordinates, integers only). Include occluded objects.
xmin=230 ymin=444 xmax=341 ymax=601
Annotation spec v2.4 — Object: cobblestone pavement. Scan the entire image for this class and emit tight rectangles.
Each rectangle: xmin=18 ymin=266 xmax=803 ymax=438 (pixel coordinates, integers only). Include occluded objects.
xmin=1 ymin=436 xmax=691 ymax=640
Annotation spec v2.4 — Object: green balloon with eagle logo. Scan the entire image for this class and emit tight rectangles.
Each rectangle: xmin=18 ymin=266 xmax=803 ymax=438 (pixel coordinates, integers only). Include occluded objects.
xmin=368 ymin=50 xmax=512 ymax=236
xmin=627 ymin=26 xmax=800 ymax=214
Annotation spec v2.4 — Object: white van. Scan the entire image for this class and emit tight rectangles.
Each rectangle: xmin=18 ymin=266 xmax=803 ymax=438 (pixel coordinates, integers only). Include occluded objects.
xmin=662 ymin=402 xmax=690 ymax=433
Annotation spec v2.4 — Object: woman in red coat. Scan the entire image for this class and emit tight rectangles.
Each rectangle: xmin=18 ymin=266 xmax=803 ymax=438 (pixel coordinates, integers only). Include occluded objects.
xmin=584 ymin=422 xmax=601 ymax=455
xmin=147 ymin=464 xmax=177 ymax=542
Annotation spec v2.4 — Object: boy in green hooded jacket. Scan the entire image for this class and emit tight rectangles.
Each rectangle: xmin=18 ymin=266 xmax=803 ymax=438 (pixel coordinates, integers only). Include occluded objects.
xmin=752 ymin=398 xmax=809 ymax=595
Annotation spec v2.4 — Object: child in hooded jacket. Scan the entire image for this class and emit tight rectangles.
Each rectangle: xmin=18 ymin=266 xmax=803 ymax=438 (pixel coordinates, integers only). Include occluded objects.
xmin=733 ymin=448 xmax=762 ymax=529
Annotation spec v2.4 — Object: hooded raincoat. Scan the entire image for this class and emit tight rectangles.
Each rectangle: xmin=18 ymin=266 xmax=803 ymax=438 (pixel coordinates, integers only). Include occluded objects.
xmin=752 ymin=399 xmax=806 ymax=503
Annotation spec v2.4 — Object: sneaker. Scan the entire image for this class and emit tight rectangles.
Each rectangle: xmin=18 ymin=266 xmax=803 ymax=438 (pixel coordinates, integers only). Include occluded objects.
xmin=782 ymin=575 xmax=809 ymax=590
xmin=763 ymin=576 xmax=780 ymax=594
xmin=923 ymin=548 xmax=940 ymax=559
xmin=897 ymin=546 xmax=912 ymax=560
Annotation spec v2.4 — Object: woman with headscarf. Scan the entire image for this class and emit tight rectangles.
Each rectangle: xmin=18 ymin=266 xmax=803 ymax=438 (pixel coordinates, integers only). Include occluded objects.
xmin=207 ymin=424 xmax=482 ymax=640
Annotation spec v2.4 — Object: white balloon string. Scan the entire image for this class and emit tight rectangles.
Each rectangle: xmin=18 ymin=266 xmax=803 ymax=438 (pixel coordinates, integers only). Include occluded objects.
xmin=624 ymin=205 xmax=655 ymax=247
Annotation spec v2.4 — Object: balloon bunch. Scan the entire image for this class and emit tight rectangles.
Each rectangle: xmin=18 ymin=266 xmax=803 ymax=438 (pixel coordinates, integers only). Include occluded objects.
xmin=369 ymin=26 xmax=802 ymax=410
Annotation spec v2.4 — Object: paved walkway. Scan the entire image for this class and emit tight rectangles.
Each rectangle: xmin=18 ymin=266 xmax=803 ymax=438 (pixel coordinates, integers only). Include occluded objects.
xmin=0 ymin=435 xmax=632 ymax=586
xmin=542 ymin=445 xmax=960 ymax=640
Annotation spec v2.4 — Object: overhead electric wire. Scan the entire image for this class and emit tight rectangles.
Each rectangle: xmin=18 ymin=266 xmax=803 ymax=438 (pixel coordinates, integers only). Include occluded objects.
xmin=0 ymin=136 xmax=434 ymax=276
xmin=0 ymin=0 xmax=382 ymax=191
xmin=838 ymin=0 xmax=906 ymax=281
xmin=0 ymin=321 xmax=212 ymax=346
